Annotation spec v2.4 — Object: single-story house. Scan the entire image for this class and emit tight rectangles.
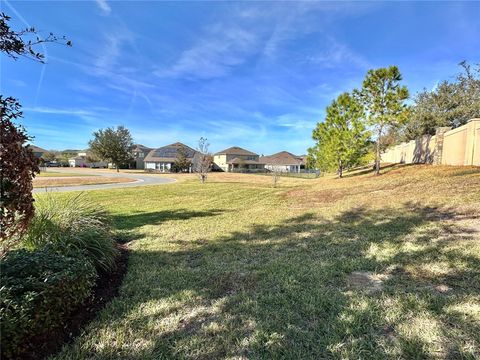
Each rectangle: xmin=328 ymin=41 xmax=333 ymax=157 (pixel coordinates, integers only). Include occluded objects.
xmin=213 ymin=146 xmax=264 ymax=172
xmin=259 ymin=151 xmax=306 ymax=173
xmin=131 ymin=144 xmax=153 ymax=169
xmin=144 ymin=142 xmax=198 ymax=172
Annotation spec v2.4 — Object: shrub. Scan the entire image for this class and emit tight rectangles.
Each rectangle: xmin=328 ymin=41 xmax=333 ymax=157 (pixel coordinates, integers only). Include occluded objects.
xmin=0 ymin=247 xmax=97 ymax=358
xmin=23 ymin=193 xmax=118 ymax=272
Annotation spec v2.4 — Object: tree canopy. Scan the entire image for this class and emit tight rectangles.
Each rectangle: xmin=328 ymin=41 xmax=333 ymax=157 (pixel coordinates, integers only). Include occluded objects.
xmin=89 ymin=126 xmax=134 ymax=172
xmin=404 ymin=62 xmax=480 ymax=140
xmin=308 ymin=92 xmax=370 ymax=178
xmin=358 ymin=66 xmax=409 ymax=175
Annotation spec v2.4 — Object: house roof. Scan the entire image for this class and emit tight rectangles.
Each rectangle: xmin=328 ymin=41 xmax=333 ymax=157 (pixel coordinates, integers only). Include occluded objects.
xmin=132 ymin=144 xmax=152 ymax=152
xmin=227 ymin=157 xmax=264 ymax=165
xmin=145 ymin=142 xmax=197 ymax=162
xmin=29 ymin=145 xmax=47 ymax=153
xmin=214 ymin=146 xmax=258 ymax=156
xmin=259 ymin=151 xmax=304 ymax=166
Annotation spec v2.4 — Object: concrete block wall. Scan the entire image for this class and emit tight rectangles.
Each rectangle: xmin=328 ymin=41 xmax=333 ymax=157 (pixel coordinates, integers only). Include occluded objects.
xmin=381 ymin=118 xmax=480 ymax=166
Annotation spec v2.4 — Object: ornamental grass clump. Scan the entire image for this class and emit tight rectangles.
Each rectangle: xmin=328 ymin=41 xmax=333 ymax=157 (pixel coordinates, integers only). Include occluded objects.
xmin=23 ymin=192 xmax=118 ymax=272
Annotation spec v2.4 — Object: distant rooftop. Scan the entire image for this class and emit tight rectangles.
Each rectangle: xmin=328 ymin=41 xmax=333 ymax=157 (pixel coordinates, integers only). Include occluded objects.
xmin=145 ymin=142 xmax=197 ymax=162
xmin=214 ymin=146 xmax=257 ymax=156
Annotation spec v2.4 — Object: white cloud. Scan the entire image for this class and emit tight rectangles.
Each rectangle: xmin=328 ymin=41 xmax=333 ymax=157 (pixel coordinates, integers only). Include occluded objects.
xmin=305 ymin=37 xmax=370 ymax=69
xmin=95 ymin=0 xmax=111 ymax=15
xmin=156 ymin=24 xmax=260 ymax=80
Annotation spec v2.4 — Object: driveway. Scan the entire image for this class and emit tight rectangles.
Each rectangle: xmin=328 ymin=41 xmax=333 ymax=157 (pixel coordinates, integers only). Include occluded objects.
xmin=33 ymin=168 xmax=176 ymax=193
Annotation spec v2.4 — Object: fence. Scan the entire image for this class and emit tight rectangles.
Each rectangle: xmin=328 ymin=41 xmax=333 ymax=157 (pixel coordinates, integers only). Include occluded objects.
xmin=381 ymin=118 xmax=480 ymax=166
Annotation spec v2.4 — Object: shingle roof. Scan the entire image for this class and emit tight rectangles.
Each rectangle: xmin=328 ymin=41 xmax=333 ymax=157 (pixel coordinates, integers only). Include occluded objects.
xmin=29 ymin=145 xmax=47 ymax=153
xmin=259 ymin=151 xmax=304 ymax=166
xmin=133 ymin=144 xmax=152 ymax=152
xmin=145 ymin=142 xmax=197 ymax=162
xmin=226 ymin=157 xmax=264 ymax=165
xmin=214 ymin=146 xmax=258 ymax=156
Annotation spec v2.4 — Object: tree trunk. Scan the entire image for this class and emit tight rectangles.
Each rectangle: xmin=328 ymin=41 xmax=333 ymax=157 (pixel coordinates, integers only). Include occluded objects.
xmin=338 ymin=160 xmax=343 ymax=178
xmin=116 ymin=164 xmax=119 ymax=173
xmin=375 ymin=127 xmax=382 ymax=176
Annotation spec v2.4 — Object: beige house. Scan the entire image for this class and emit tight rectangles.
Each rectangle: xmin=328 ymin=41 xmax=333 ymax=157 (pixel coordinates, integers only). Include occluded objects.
xmin=213 ymin=146 xmax=264 ymax=172
xmin=260 ymin=151 xmax=306 ymax=173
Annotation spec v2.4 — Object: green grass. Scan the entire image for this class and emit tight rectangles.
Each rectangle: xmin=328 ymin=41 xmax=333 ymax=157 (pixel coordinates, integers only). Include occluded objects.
xmin=45 ymin=165 xmax=479 ymax=359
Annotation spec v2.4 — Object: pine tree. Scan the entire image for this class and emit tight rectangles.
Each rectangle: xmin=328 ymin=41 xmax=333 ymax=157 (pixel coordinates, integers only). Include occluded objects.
xmin=358 ymin=66 xmax=409 ymax=175
xmin=309 ymin=92 xmax=370 ymax=178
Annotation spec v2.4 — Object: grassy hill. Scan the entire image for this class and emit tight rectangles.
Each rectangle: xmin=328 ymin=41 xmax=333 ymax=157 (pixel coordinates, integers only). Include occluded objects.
xmin=49 ymin=165 xmax=480 ymax=359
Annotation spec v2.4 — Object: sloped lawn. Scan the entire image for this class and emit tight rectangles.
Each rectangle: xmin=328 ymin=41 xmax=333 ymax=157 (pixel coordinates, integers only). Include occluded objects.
xmin=48 ymin=165 xmax=480 ymax=359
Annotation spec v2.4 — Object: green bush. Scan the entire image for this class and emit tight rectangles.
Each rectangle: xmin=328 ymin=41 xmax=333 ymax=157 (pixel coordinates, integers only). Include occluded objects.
xmin=0 ymin=247 xmax=97 ymax=358
xmin=23 ymin=193 xmax=118 ymax=272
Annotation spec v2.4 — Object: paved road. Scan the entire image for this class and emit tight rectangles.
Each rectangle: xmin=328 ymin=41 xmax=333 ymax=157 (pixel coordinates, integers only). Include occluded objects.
xmin=33 ymin=169 xmax=176 ymax=193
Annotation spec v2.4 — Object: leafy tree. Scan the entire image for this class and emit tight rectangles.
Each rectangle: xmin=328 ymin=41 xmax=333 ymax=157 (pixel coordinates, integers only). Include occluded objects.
xmin=309 ymin=92 xmax=370 ymax=178
xmin=0 ymin=97 xmax=39 ymax=254
xmin=89 ymin=126 xmax=134 ymax=172
xmin=404 ymin=62 xmax=480 ymax=140
xmin=194 ymin=137 xmax=212 ymax=183
xmin=42 ymin=150 xmax=58 ymax=163
xmin=358 ymin=66 xmax=409 ymax=175
xmin=173 ymin=146 xmax=192 ymax=173
xmin=0 ymin=13 xmax=70 ymax=251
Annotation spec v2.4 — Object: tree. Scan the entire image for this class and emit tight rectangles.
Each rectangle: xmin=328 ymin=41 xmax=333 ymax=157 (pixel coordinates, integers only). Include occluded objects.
xmin=309 ymin=92 xmax=370 ymax=178
xmin=173 ymin=147 xmax=192 ymax=173
xmin=0 ymin=97 xmax=40 ymax=254
xmin=358 ymin=66 xmax=409 ymax=175
xmin=42 ymin=150 xmax=58 ymax=163
xmin=89 ymin=126 xmax=134 ymax=172
xmin=404 ymin=62 xmax=480 ymax=140
xmin=194 ymin=137 xmax=212 ymax=183
xmin=0 ymin=13 xmax=71 ymax=62
xmin=0 ymin=13 xmax=70 ymax=251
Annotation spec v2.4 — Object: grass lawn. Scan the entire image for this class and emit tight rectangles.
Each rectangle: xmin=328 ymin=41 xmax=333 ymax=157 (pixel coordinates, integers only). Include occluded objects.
xmin=45 ymin=165 xmax=479 ymax=359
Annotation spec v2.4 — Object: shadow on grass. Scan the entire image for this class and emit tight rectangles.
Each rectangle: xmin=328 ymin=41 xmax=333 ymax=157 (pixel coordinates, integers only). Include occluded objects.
xmin=113 ymin=209 xmax=225 ymax=243
xmin=58 ymin=204 xmax=479 ymax=359
xmin=342 ymin=163 xmax=410 ymax=178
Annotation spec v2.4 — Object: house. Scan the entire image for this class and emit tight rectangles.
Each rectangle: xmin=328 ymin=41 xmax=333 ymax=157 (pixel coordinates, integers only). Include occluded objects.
xmin=29 ymin=145 xmax=47 ymax=159
xmin=144 ymin=142 xmax=198 ymax=172
xmin=68 ymin=150 xmax=107 ymax=168
xmin=68 ymin=156 xmax=88 ymax=167
xmin=131 ymin=144 xmax=153 ymax=169
xmin=259 ymin=151 xmax=306 ymax=173
xmin=213 ymin=146 xmax=265 ymax=172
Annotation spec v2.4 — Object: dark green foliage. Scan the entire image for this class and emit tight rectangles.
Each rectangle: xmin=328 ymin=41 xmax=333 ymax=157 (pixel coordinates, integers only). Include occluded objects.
xmin=23 ymin=193 xmax=118 ymax=272
xmin=358 ymin=66 xmax=409 ymax=175
xmin=173 ymin=146 xmax=192 ymax=173
xmin=0 ymin=247 xmax=96 ymax=358
xmin=404 ymin=61 xmax=480 ymax=140
xmin=89 ymin=126 xmax=134 ymax=172
xmin=309 ymin=92 xmax=370 ymax=177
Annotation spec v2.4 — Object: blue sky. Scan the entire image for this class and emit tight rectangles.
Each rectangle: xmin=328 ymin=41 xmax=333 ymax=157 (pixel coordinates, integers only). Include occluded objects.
xmin=1 ymin=1 xmax=479 ymax=154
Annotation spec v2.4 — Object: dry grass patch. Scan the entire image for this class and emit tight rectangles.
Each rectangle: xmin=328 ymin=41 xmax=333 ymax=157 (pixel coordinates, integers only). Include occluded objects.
xmin=33 ymin=176 xmax=136 ymax=188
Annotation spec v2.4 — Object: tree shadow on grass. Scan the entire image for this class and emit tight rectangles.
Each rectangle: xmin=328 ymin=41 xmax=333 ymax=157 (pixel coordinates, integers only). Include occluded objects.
xmin=57 ymin=203 xmax=479 ymax=359
xmin=113 ymin=208 xmax=226 ymax=243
